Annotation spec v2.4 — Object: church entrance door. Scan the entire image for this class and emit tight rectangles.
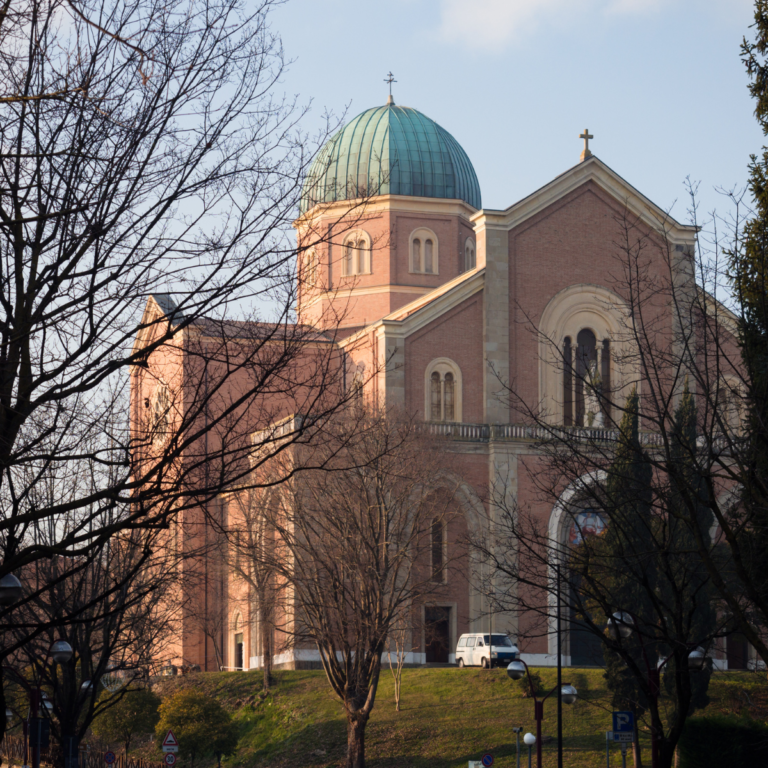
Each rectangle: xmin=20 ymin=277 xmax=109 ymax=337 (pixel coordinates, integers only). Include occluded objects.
xmin=567 ymin=509 xmax=606 ymax=667
xmin=424 ymin=607 xmax=451 ymax=663
xmin=726 ymin=633 xmax=749 ymax=670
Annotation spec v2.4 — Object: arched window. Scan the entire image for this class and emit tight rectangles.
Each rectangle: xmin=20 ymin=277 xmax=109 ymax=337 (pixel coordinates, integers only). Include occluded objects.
xmin=410 ymin=228 xmax=439 ymax=274
xmin=342 ymin=231 xmax=371 ymax=276
xmin=426 ymin=359 xmax=462 ymax=422
xmin=563 ymin=331 xmax=611 ymax=427
xmin=431 ymin=518 xmax=445 ymax=582
xmin=464 ymin=239 xmax=476 ymax=272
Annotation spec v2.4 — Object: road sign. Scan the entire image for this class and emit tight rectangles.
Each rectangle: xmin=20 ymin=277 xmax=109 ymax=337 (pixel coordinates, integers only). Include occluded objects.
xmin=481 ymin=755 xmax=494 ymax=767
xmin=164 ymin=754 xmax=176 ymax=767
xmin=613 ymin=733 xmax=633 ymax=743
xmin=104 ymin=752 xmax=116 ymax=765
xmin=612 ymin=711 xmax=634 ymax=733
xmin=162 ymin=731 xmax=179 ymax=753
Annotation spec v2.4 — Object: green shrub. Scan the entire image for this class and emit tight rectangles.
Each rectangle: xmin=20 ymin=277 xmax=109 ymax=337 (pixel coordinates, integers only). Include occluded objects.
xmin=511 ymin=669 xmax=543 ymax=698
xmin=678 ymin=715 xmax=768 ymax=768
xmin=92 ymin=688 xmax=161 ymax=753
xmin=155 ymin=689 xmax=238 ymax=768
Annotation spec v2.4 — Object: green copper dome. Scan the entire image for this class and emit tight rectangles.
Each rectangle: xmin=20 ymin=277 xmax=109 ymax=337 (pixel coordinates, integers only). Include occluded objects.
xmin=300 ymin=103 xmax=481 ymax=213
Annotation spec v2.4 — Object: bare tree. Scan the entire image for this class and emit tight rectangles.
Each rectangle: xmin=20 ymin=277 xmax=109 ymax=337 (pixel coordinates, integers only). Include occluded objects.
xmin=470 ymin=198 xmax=754 ymax=768
xmin=385 ymin=619 xmax=411 ymax=713
xmin=244 ymin=410 xmax=464 ymax=768
xmin=0 ymin=0 xmax=381 ymax=721
xmin=6 ymin=524 xmax=180 ymax=768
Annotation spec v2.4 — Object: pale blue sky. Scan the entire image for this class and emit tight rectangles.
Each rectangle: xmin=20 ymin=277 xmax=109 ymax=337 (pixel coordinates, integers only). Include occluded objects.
xmin=272 ymin=0 xmax=760 ymax=225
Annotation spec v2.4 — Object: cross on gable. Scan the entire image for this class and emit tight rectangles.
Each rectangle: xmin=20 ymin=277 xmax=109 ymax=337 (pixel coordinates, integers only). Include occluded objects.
xmin=579 ymin=129 xmax=594 ymax=161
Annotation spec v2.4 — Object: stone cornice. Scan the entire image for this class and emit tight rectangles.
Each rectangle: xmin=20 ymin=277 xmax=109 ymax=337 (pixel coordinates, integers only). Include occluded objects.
xmin=294 ymin=194 xmax=478 ymax=228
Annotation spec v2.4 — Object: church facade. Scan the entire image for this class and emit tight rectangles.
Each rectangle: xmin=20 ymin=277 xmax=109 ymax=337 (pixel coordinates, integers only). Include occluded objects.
xmin=135 ymin=96 xmax=752 ymax=673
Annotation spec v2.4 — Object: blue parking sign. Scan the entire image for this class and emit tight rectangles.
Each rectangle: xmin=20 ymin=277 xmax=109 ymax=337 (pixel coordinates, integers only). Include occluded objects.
xmin=613 ymin=711 xmax=634 ymax=733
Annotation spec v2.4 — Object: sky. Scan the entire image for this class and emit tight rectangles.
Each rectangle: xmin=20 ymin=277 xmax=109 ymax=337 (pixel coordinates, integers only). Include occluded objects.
xmin=271 ymin=0 xmax=760 ymax=227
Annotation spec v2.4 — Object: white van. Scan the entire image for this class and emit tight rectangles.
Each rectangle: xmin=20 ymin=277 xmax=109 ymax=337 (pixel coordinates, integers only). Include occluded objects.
xmin=455 ymin=633 xmax=517 ymax=668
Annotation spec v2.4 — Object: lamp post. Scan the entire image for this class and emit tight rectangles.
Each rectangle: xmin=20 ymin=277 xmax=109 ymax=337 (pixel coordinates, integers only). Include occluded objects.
xmin=607 ymin=612 xmax=707 ymax=768
xmin=512 ymin=726 xmax=523 ymax=768
xmin=0 ymin=573 xmax=74 ymax=768
xmin=523 ymin=733 xmax=536 ymax=768
xmin=507 ymin=657 xmax=578 ymax=768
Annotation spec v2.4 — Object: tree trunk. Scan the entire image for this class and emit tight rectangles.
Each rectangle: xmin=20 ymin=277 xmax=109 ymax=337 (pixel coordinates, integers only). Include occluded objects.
xmin=632 ymin=708 xmax=642 ymax=768
xmin=259 ymin=601 xmax=272 ymax=690
xmin=345 ymin=712 xmax=368 ymax=768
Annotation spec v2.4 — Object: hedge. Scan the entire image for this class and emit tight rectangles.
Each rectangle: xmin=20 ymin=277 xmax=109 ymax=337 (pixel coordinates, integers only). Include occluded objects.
xmin=678 ymin=715 xmax=768 ymax=768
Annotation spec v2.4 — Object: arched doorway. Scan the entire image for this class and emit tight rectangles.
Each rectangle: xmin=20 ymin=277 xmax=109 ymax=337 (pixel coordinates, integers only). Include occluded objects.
xmin=566 ymin=507 xmax=606 ymax=667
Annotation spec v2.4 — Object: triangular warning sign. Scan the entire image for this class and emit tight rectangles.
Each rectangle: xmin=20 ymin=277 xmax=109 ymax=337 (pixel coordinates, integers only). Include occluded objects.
xmin=162 ymin=731 xmax=179 ymax=748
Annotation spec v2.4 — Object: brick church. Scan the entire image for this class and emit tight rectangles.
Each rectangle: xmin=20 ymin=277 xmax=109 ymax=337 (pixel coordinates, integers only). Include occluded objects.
xmin=134 ymin=94 xmax=752 ymax=674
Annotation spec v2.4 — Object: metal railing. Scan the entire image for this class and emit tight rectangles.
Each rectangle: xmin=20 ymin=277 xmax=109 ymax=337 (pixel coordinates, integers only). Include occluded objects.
xmin=1 ymin=735 xmax=166 ymax=768
xmin=419 ymin=421 xmax=667 ymax=446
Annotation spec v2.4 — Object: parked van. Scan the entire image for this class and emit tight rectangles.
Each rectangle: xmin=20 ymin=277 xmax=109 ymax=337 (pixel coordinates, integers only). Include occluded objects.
xmin=455 ymin=633 xmax=517 ymax=668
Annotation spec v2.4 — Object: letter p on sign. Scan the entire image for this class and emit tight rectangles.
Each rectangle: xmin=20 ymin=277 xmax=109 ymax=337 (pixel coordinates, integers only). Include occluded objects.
xmin=613 ymin=711 xmax=634 ymax=733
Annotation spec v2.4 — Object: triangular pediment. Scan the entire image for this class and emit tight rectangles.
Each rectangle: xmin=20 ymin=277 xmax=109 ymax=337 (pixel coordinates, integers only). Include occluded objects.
xmin=473 ymin=156 xmax=697 ymax=244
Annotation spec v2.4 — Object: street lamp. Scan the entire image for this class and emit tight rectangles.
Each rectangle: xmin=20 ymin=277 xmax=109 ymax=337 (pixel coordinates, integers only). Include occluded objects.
xmin=523 ymin=733 xmax=536 ymax=768
xmin=608 ymin=611 xmax=707 ymax=768
xmin=0 ymin=573 xmax=23 ymax=606
xmin=50 ymin=641 xmax=73 ymax=665
xmin=607 ymin=611 xmax=633 ymax=640
xmin=507 ymin=658 xmax=578 ymax=768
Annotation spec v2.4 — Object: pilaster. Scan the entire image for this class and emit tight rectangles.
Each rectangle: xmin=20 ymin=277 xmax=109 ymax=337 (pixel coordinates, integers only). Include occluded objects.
xmin=476 ymin=221 xmax=510 ymax=423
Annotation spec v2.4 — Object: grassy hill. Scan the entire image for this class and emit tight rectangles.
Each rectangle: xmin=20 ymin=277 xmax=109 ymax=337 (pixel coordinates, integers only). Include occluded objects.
xmin=146 ymin=666 xmax=768 ymax=768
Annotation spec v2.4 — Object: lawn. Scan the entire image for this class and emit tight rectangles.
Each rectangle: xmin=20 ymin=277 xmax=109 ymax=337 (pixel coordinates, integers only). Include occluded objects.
xmin=148 ymin=666 xmax=768 ymax=768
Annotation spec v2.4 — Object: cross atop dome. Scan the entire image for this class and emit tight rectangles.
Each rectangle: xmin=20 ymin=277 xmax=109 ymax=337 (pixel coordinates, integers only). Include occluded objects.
xmin=384 ymin=72 xmax=397 ymax=105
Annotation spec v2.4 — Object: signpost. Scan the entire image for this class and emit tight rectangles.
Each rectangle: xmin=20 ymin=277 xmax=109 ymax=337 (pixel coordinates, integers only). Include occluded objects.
xmin=610 ymin=712 xmax=634 ymax=768
xmin=161 ymin=731 xmax=179 ymax=754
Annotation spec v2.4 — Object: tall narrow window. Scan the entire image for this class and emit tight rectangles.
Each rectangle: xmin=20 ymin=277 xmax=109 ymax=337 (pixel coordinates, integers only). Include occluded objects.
xmin=431 ymin=372 xmax=441 ymax=420
xmin=344 ymin=243 xmax=354 ymax=276
xmin=151 ymin=384 xmax=171 ymax=442
xmin=425 ymin=239 xmax=434 ymax=273
xmin=304 ymin=248 xmax=317 ymax=286
xmin=431 ymin=518 xmax=444 ymax=582
xmin=563 ymin=337 xmax=573 ymax=426
xmin=464 ymin=240 xmax=476 ymax=272
xmin=413 ymin=238 xmax=422 ymax=272
xmin=575 ymin=329 xmax=597 ymax=427
xmin=601 ymin=339 xmax=611 ymax=423
xmin=444 ymin=372 xmax=455 ymax=421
